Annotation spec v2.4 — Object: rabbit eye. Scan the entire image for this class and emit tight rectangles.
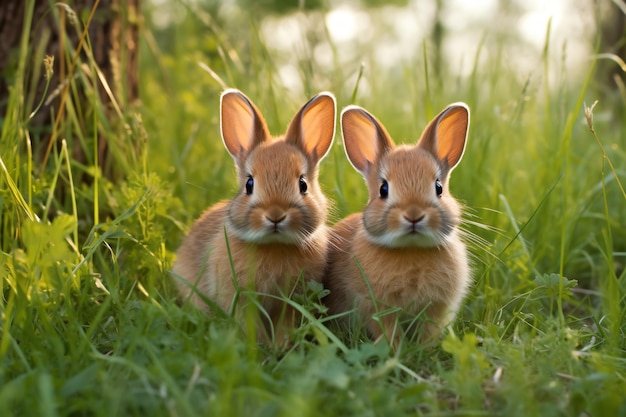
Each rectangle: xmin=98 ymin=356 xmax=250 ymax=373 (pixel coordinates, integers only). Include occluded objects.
xmin=299 ymin=175 xmax=308 ymax=194
xmin=245 ymin=176 xmax=254 ymax=195
xmin=379 ymin=180 xmax=389 ymax=199
xmin=435 ymin=179 xmax=443 ymax=197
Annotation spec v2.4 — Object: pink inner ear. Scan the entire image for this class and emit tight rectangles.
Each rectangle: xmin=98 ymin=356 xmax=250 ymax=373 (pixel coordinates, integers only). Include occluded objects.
xmin=437 ymin=123 xmax=463 ymax=167
xmin=436 ymin=106 xmax=469 ymax=168
xmin=220 ymin=90 xmax=270 ymax=159
xmin=342 ymin=107 xmax=393 ymax=176
xmin=342 ymin=111 xmax=377 ymax=174
xmin=287 ymin=93 xmax=336 ymax=163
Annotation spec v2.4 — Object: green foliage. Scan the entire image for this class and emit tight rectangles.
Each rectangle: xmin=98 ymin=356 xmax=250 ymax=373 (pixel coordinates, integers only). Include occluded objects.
xmin=1 ymin=0 xmax=625 ymax=416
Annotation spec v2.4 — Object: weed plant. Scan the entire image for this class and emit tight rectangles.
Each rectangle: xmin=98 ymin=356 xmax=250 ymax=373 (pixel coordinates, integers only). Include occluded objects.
xmin=0 ymin=1 xmax=625 ymax=416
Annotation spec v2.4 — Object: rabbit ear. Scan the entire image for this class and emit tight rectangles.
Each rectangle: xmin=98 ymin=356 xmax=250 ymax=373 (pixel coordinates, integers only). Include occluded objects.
xmin=341 ymin=106 xmax=394 ymax=176
xmin=418 ymin=103 xmax=469 ymax=174
xmin=220 ymin=89 xmax=271 ymax=160
xmin=285 ymin=92 xmax=336 ymax=163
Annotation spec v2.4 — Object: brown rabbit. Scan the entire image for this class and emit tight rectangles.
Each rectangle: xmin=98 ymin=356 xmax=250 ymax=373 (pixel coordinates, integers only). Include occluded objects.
xmin=324 ymin=103 xmax=471 ymax=347
xmin=173 ymin=89 xmax=336 ymax=343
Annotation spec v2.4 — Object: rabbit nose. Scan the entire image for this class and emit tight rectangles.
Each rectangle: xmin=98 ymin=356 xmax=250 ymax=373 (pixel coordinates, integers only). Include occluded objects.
xmin=403 ymin=214 xmax=425 ymax=225
xmin=266 ymin=214 xmax=287 ymax=225
xmin=265 ymin=207 xmax=287 ymax=225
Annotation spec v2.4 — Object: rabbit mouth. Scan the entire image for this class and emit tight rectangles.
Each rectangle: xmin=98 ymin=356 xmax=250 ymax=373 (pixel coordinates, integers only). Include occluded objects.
xmin=228 ymin=223 xmax=301 ymax=244
xmin=247 ymin=233 xmax=300 ymax=245
xmin=407 ymin=224 xmax=423 ymax=233
xmin=398 ymin=232 xmax=445 ymax=248
xmin=256 ymin=227 xmax=303 ymax=244
xmin=402 ymin=222 xmax=444 ymax=242
xmin=404 ymin=227 xmax=433 ymax=241
xmin=265 ymin=217 xmax=289 ymax=234
xmin=367 ymin=227 xmax=447 ymax=248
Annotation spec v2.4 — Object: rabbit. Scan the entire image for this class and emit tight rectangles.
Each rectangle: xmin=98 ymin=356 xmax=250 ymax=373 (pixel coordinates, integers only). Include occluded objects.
xmin=324 ymin=102 xmax=471 ymax=347
xmin=173 ymin=89 xmax=336 ymax=344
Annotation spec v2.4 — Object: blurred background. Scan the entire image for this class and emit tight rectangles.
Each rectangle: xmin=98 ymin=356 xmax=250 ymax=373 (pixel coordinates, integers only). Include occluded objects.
xmin=146 ymin=0 xmax=598 ymax=92
xmin=137 ymin=0 xmax=622 ymax=211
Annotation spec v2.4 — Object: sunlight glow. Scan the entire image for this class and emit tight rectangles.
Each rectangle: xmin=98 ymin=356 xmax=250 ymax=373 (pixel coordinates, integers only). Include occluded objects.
xmin=325 ymin=7 xmax=369 ymax=43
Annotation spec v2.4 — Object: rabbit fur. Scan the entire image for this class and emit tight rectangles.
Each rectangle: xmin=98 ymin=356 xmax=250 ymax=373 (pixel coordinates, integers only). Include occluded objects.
xmin=324 ymin=103 xmax=472 ymax=347
xmin=173 ymin=89 xmax=336 ymax=343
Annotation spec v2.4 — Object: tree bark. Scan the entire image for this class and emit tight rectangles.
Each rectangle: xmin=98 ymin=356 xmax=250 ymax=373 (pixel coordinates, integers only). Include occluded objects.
xmin=598 ymin=3 xmax=626 ymax=91
xmin=0 ymin=0 xmax=140 ymax=179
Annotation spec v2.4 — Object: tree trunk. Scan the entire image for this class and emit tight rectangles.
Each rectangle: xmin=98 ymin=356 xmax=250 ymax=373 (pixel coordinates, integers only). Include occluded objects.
xmin=597 ymin=1 xmax=626 ymax=95
xmin=0 ymin=0 xmax=140 ymax=179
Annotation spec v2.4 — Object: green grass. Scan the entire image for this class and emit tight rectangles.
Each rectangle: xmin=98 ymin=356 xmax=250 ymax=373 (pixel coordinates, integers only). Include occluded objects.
xmin=1 ymin=1 xmax=625 ymax=416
